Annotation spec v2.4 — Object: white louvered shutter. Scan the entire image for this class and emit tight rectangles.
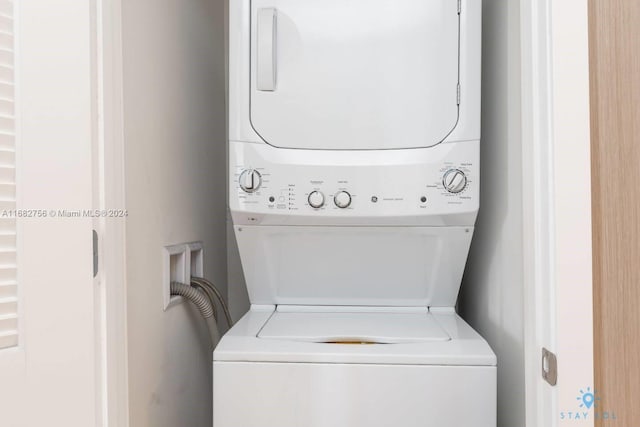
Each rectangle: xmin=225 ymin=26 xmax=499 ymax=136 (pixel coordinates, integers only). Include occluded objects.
xmin=0 ymin=0 xmax=16 ymax=351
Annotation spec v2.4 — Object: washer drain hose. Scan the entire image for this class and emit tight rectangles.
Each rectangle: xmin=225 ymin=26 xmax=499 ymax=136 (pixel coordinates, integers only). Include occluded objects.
xmin=170 ymin=281 xmax=220 ymax=346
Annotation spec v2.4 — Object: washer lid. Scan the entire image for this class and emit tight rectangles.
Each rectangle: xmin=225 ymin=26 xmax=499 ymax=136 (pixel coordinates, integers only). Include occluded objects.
xmin=250 ymin=0 xmax=460 ymax=150
xmin=257 ymin=307 xmax=450 ymax=344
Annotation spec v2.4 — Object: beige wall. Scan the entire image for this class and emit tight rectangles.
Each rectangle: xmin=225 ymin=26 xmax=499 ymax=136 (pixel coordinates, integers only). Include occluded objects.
xmin=121 ymin=0 xmax=227 ymax=426
xmin=458 ymin=1 xmax=525 ymax=427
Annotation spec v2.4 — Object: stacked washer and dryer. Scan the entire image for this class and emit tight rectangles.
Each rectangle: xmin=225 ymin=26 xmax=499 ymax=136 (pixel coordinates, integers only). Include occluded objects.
xmin=215 ymin=1 xmax=496 ymax=426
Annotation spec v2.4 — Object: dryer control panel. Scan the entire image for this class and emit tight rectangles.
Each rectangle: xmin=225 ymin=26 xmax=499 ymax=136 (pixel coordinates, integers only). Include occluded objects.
xmin=229 ymin=140 xmax=479 ymax=227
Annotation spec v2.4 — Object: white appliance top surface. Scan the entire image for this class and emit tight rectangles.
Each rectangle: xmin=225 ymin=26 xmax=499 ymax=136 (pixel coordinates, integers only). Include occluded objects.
xmin=215 ymin=306 xmax=497 ymax=366
xmin=258 ymin=307 xmax=450 ymax=344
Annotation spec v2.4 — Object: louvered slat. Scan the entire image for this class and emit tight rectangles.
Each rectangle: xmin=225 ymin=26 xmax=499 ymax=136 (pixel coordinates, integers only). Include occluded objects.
xmin=0 ymin=50 xmax=13 ymax=68
xmin=0 ymin=134 xmax=14 ymax=150
xmin=0 ymin=282 xmax=16 ymax=298
xmin=0 ymin=116 xmax=12 ymax=132
xmin=0 ymin=218 xmax=14 ymax=232
xmin=0 ymin=267 xmax=16 ymax=283
xmin=0 ymin=64 xmax=12 ymax=83
xmin=0 ymin=182 xmax=14 ymax=200
xmin=0 ymin=0 xmax=12 ymax=17
xmin=0 ymin=34 xmax=12 ymax=52
xmin=0 ymin=148 xmax=13 ymax=165
xmin=0 ymin=82 xmax=12 ymax=100
xmin=0 ymin=99 xmax=13 ymax=116
xmin=0 ymin=167 xmax=13 ymax=183
xmin=0 ymin=0 xmax=14 ymax=350
xmin=0 ymin=248 xmax=15 ymax=263
xmin=0 ymin=17 xmax=10 ymax=36
xmin=0 ymin=201 xmax=15 ymax=211
xmin=0 ymin=330 xmax=17 ymax=348
xmin=0 ymin=313 xmax=17 ymax=332
xmin=0 ymin=296 xmax=16 ymax=315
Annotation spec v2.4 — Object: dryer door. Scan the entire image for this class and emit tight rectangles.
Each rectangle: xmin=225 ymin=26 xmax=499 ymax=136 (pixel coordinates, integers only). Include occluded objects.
xmin=250 ymin=0 xmax=460 ymax=150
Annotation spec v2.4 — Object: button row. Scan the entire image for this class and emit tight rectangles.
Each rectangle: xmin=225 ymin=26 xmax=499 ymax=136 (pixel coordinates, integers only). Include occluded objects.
xmin=308 ymin=191 xmax=351 ymax=209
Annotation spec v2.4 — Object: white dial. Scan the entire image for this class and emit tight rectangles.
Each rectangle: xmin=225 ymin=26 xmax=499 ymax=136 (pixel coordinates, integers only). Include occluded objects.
xmin=443 ymin=169 xmax=467 ymax=194
xmin=334 ymin=191 xmax=352 ymax=208
xmin=308 ymin=191 xmax=325 ymax=208
xmin=239 ymin=169 xmax=262 ymax=193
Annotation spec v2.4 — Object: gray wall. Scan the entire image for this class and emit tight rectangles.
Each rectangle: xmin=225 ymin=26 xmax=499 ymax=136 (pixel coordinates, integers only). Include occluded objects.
xmin=121 ymin=0 xmax=227 ymax=425
xmin=458 ymin=1 xmax=525 ymax=427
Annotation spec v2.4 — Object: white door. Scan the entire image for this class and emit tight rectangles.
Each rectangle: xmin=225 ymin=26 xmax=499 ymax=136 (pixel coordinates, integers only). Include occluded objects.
xmin=0 ymin=1 xmax=99 ymax=426
xmin=250 ymin=0 xmax=460 ymax=150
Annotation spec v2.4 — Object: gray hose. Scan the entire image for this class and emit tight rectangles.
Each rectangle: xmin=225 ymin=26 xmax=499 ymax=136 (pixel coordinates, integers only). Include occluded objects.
xmin=170 ymin=281 xmax=220 ymax=346
xmin=192 ymin=282 xmax=219 ymax=321
xmin=191 ymin=276 xmax=234 ymax=328
xmin=205 ymin=317 xmax=219 ymax=346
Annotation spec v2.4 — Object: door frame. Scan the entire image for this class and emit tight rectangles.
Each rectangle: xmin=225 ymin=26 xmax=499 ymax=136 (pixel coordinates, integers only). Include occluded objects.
xmin=521 ymin=0 xmax=557 ymax=424
xmin=521 ymin=0 xmax=594 ymax=426
xmin=95 ymin=0 xmax=595 ymax=425
xmin=94 ymin=0 xmax=129 ymax=426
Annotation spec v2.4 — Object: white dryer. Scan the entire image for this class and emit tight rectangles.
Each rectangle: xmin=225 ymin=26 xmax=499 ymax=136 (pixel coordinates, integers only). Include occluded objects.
xmin=216 ymin=1 xmax=495 ymax=426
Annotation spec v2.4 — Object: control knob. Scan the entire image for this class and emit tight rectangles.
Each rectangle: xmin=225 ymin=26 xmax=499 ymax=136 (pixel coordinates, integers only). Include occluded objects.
xmin=334 ymin=191 xmax=352 ymax=208
xmin=443 ymin=169 xmax=467 ymax=194
xmin=308 ymin=191 xmax=325 ymax=209
xmin=239 ymin=169 xmax=262 ymax=193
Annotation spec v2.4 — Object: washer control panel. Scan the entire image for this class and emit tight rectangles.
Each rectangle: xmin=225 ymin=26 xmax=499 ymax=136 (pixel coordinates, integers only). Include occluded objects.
xmin=234 ymin=167 xmax=474 ymax=210
xmin=230 ymin=141 xmax=479 ymax=226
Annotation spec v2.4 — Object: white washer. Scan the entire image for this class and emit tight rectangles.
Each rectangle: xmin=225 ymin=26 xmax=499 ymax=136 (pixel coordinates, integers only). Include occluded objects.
xmin=215 ymin=306 xmax=495 ymax=426
xmin=217 ymin=1 xmax=495 ymax=426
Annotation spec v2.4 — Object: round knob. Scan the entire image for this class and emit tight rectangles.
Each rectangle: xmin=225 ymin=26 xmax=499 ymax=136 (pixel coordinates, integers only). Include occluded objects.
xmin=308 ymin=191 xmax=325 ymax=209
xmin=443 ymin=169 xmax=467 ymax=194
xmin=334 ymin=191 xmax=352 ymax=208
xmin=239 ymin=169 xmax=262 ymax=193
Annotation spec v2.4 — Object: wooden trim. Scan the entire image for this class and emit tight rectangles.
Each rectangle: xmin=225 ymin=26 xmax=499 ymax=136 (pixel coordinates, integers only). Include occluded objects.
xmin=589 ymin=0 xmax=640 ymax=425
